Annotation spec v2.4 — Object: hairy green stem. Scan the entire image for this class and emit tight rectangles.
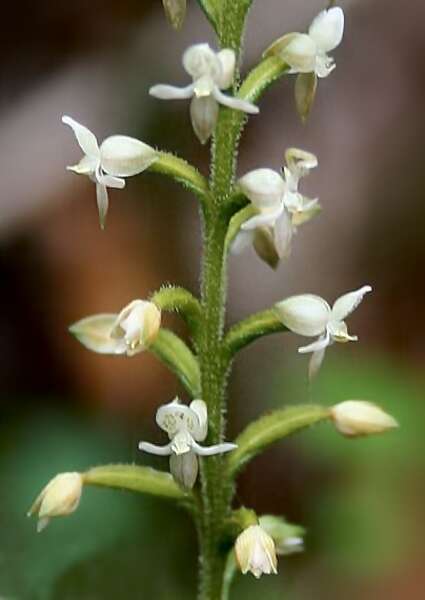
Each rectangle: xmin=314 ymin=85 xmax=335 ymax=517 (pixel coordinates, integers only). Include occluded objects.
xmin=197 ymin=3 xmax=252 ymax=598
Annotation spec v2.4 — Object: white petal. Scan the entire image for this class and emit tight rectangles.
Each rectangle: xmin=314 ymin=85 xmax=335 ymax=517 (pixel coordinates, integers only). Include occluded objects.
xmin=238 ymin=169 xmax=285 ymax=210
xmin=189 ymin=399 xmax=208 ymax=441
xmin=171 ymin=430 xmax=193 ymax=455
xmin=97 ymin=173 xmax=125 ymax=189
xmin=275 ymin=294 xmax=331 ymax=337
xmin=241 ymin=204 xmax=284 ymax=230
xmin=156 ymin=398 xmax=189 ymax=437
xmin=281 ymin=33 xmax=317 ymax=73
xmin=308 ymin=7 xmax=344 ymax=53
xmin=315 ymin=54 xmax=336 ymax=78
xmin=308 ymin=347 xmax=327 ymax=380
xmin=67 ymin=155 xmax=99 ymax=176
xmin=69 ymin=314 xmax=127 ymax=354
xmin=231 ymin=230 xmax=255 ymax=255
xmin=62 ymin=115 xmax=100 ymax=158
xmin=96 ymin=183 xmax=110 ymax=230
xmin=328 ymin=320 xmax=358 ymax=343
xmin=100 ymin=136 xmax=157 ymax=177
xmin=149 ymin=83 xmax=195 ymax=100
xmin=216 ymin=49 xmax=236 ymax=89
xmin=273 ymin=208 xmax=293 ymax=259
xmin=298 ymin=331 xmax=331 ymax=354
xmin=191 ymin=441 xmax=237 ymax=456
xmin=190 ymin=95 xmax=219 ymax=144
xmin=139 ymin=441 xmax=173 ymax=456
xmin=183 ymin=43 xmax=221 ymax=80
xmin=213 ymin=87 xmax=259 ymax=114
xmin=331 ymin=285 xmax=372 ymax=322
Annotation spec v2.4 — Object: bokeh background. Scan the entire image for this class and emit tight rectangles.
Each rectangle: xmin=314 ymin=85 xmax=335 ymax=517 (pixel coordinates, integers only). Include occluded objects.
xmin=1 ymin=0 xmax=424 ymax=598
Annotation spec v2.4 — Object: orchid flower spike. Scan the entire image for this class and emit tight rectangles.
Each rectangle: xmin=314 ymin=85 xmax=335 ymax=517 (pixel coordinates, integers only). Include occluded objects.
xmin=275 ymin=285 xmax=372 ymax=379
xmin=28 ymin=472 xmax=83 ymax=532
xmin=62 ymin=116 xmax=158 ymax=228
xmin=235 ymin=525 xmax=278 ymax=579
xmin=139 ymin=398 xmax=237 ymax=489
xmin=232 ymin=148 xmax=319 ymax=268
xmin=149 ymin=43 xmax=259 ymax=144
xmin=69 ymin=299 xmax=161 ymax=357
xmin=265 ymin=7 xmax=344 ymax=78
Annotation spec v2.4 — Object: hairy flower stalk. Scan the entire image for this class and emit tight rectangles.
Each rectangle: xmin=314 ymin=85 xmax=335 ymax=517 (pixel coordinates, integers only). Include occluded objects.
xmin=28 ymin=3 xmax=400 ymax=600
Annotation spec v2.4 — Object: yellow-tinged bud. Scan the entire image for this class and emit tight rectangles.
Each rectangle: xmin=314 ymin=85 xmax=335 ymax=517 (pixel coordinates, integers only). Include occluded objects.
xmin=235 ymin=525 xmax=278 ymax=578
xmin=331 ymin=401 xmax=398 ymax=437
xmin=162 ymin=0 xmax=187 ymax=30
xmin=111 ymin=300 xmax=161 ymax=356
xmin=28 ymin=472 xmax=83 ymax=532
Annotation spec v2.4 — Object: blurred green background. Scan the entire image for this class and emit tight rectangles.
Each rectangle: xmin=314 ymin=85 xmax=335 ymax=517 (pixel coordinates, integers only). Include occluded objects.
xmin=1 ymin=0 xmax=424 ymax=598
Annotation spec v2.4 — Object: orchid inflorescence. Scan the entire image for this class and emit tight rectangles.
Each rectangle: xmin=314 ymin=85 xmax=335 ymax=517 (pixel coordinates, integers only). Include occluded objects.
xmin=28 ymin=2 xmax=398 ymax=596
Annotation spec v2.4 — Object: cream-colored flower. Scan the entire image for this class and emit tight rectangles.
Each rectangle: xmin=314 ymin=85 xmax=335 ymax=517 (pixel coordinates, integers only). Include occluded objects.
xmin=28 ymin=472 xmax=83 ymax=532
xmin=331 ymin=401 xmax=398 ymax=437
xmin=233 ymin=148 xmax=318 ymax=265
xmin=62 ymin=116 xmax=158 ymax=228
xmin=69 ymin=300 xmax=161 ymax=357
xmin=139 ymin=398 xmax=236 ymax=488
xmin=235 ymin=525 xmax=278 ymax=578
xmin=265 ymin=7 xmax=344 ymax=78
xmin=150 ymin=44 xmax=259 ymax=143
xmin=275 ymin=285 xmax=372 ymax=378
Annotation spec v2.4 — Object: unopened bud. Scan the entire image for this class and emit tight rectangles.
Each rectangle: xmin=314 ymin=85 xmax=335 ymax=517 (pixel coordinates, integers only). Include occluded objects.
xmin=162 ymin=0 xmax=187 ymax=30
xmin=331 ymin=401 xmax=398 ymax=437
xmin=235 ymin=525 xmax=278 ymax=578
xmin=28 ymin=472 xmax=83 ymax=532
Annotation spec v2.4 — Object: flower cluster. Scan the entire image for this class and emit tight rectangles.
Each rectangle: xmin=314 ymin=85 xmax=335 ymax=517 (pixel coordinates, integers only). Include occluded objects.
xmin=25 ymin=4 xmax=400 ymax=592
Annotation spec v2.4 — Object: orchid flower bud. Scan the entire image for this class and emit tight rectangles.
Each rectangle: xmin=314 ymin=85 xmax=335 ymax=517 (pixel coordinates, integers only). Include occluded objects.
xmin=28 ymin=472 xmax=83 ymax=532
xmin=69 ymin=300 xmax=161 ymax=357
xmin=162 ymin=0 xmax=186 ymax=30
xmin=235 ymin=525 xmax=278 ymax=578
xmin=331 ymin=401 xmax=398 ymax=437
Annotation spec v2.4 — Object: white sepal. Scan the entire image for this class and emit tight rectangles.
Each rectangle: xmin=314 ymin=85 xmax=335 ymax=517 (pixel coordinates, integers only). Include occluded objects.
xmin=331 ymin=401 xmax=398 ymax=437
xmin=62 ymin=115 xmax=99 ymax=158
xmin=281 ymin=33 xmax=317 ymax=73
xmin=275 ymin=294 xmax=331 ymax=337
xmin=238 ymin=169 xmax=285 ymax=211
xmin=309 ymin=7 xmax=344 ymax=53
xmin=100 ymin=135 xmax=158 ymax=177
xmin=331 ymin=285 xmax=372 ymax=322
xmin=235 ymin=525 xmax=278 ymax=579
xmin=69 ymin=314 xmax=127 ymax=355
xmin=216 ymin=49 xmax=236 ymax=89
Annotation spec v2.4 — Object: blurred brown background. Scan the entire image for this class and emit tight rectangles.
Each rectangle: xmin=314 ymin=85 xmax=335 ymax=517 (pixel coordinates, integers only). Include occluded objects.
xmin=0 ymin=1 xmax=424 ymax=598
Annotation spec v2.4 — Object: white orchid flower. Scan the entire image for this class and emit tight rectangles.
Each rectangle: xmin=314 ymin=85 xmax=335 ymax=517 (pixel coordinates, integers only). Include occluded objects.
xmin=149 ymin=43 xmax=259 ymax=144
xmin=69 ymin=299 xmax=161 ymax=357
xmin=235 ymin=525 xmax=278 ymax=579
xmin=139 ymin=398 xmax=237 ymax=488
xmin=233 ymin=148 xmax=318 ymax=266
xmin=266 ymin=7 xmax=344 ymax=79
xmin=62 ymin=116 xmax=158 ymax=228
xmin=275 ymin=285 xmax=372 ymax=378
